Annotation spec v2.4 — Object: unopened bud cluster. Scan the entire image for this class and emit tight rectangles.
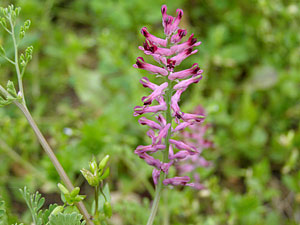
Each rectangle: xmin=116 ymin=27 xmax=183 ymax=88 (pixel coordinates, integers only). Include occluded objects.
xmin=81 ymin=155 xmax=110 ymax=187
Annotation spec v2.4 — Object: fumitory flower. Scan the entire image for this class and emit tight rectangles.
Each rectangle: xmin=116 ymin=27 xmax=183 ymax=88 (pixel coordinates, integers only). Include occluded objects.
xmin=133 ymin=5 xmax=209 ymax=190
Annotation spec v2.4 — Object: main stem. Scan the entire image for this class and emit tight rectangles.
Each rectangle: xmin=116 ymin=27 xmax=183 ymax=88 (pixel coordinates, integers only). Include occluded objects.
xmin=14 ymin=101 xmax=94 ymax=225
xmin=146 ymin=78 xmax=172 ymax=225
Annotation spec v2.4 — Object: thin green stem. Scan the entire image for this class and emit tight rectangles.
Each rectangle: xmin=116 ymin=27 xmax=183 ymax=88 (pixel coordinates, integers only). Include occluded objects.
xmin=146 ymin=78 xmax=173 ymax=225
xmin=94 ymin=185 xmax=99 ymax=218
xmin=1 ymin=55 xmax=15 ymax=65
xmin=8 ymin=15 xmax=25 ymax=105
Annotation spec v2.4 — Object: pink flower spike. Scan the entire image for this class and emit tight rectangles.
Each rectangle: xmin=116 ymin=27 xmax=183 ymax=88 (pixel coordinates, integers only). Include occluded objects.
xmin=133 ymin=102 xmax=167 ymax=116
xmin=140 ymin=77 xmax=158 ymax=90
xmin=173 ymin=75 xmax=202 ymax=90
xmin=142 ymin=82 xmax=168 ymax=105
xmin=141 ymin=27 xmax=167 ymax=47
xmin=152 ymin=169 xmax=161 ymax=185
xmin=163 ymin=176 xmax=190 ymax=186
xmin=171 ymin=29 xmax=187 ymax=44
xmin=139 ymin=117 xmax=162 ymax=130
xmin=169 ymin=63 xmax=202 ymax=80
xmin=154 ymin=123 xmax=171 ymax=145
xmin=170 ymin=139 xmax=199 ymax=153
xmin=170 ymin=34 xmax=201 ymax=54
xmin=133 ymin=57 xmax=168 ymax=76
xmin=181 ymin=112 xmax=205 ymax=123
xmin=169 ymin=48 xmax=198 ymax=66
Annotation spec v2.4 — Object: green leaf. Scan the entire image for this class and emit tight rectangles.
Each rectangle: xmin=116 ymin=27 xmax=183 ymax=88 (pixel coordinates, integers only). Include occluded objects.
xmin=19 ymin=187 xmax=45 ymax=225
xmin=49 ymin=212 xmax=86 ymax=225
xmin=6 ymin=80 xmax=17 ymax=98
xmin=39 ymin=204 xmax=58 ymax=224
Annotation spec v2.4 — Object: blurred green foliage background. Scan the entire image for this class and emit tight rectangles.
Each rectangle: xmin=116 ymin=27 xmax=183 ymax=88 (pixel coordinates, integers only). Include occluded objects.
xmin=0 ymin=0 xmax=299 ymax=224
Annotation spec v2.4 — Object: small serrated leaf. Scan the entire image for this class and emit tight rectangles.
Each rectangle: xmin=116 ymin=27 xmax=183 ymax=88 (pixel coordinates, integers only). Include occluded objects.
xmin=6 ymin=80 xmax=17 ymax=98
xmin=49 ymin=212 xmax=86 ymax=225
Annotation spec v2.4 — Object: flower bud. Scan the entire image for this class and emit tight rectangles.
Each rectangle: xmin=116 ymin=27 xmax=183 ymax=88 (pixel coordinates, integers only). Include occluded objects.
xmin=99 ymin=168 xmax=110 ymax=180
xmin=98 ymin=155 xmax=109 ymax=170
xmin=89 ymin=157 xmax=98 ymax=174
xmin=57 ymin=183 xmax=69 ymax=195
xmin=81 ymin=168 xmax=98 ymax=186
xmin=70 ymin=187 xmax=80 ymax=198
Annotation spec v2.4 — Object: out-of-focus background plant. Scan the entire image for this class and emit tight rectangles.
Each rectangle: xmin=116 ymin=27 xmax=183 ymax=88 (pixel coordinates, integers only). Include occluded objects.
xmin=0 ymin=0 xmax=299 ymax=224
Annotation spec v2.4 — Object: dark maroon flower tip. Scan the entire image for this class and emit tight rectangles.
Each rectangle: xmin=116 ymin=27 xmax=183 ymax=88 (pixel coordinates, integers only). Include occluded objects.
xmin=178 ymin=29 xmax=187 ymax=38
xmin=186 ymin=48 xmax=193 ymax=55
xmin=136 ymin=57 xmax=145 ymax=68
xmin=143 ymin=40 xmax=158 ymax=53
xmin=165 ymin=16 xmax=173 ymax=24
xmin=161 ymin=5 xmax=167 ymax=14
xmin=188 ymin=34 xmax=198 ymax=45
xmin=141 ymin=27 xmax=149 ymax=37
xmin=167 ymin=59 xmax=176 ymax=71
xmin=176 ymin=9 xmax=183 ymax=19
xmin=141 ymin=96 xmax=152 ymax=105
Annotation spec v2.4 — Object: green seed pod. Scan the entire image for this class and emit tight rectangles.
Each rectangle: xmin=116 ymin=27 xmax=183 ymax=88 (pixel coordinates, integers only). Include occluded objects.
xmin=89 ymin=157 xmax=98 ymax=174
xmin=99 ymin=155 xmax=110 ymax=170
xmin=57 ymin=183 xmax=69 ymax=195
xmin=103 ymin=201 xmax=112 ymax=218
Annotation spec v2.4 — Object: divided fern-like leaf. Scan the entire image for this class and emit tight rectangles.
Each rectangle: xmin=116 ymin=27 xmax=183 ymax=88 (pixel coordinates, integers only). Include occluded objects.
xmin=48 ymin=212 xmax=86 ymax=225
xmin=19 ymin=187 xmax=45 ymax=225
xmin=38 ymin=203 xmax=58 ymax=224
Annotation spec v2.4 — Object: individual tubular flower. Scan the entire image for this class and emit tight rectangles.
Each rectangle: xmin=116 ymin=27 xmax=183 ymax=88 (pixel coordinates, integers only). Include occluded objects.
xmin=141 ymin=27 xmax=167 ymax=47
xmin=170 ymin=29 xmax=187 ymax=44
xmin=169 ymin=63 xmax=203 ymax=80
xmin=170 ymin=34 xmax=201 ymax=54
xmin=133 ymin=5 xmax=208 ymax=189
xmin=133 ymin=57 xmax=168 ymax=76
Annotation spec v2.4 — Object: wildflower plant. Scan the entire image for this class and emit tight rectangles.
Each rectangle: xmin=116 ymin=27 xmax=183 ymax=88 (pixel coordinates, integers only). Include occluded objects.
xmin=0 ymin=5 xmax=112 ymax=225
xmin=133 ymin=5 xmax=207 ymax=224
